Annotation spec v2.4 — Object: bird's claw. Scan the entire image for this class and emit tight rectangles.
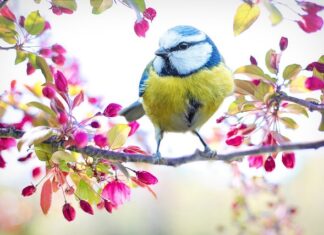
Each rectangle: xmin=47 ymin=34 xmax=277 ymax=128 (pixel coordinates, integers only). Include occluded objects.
xmin=204 ymin=147 xmax=217 ymax=158
xmin=153 ymin=152 xmax=162 ymax=163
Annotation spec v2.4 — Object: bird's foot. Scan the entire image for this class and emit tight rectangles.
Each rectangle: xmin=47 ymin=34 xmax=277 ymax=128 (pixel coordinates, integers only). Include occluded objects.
xmin=152 ymin=151 xmax=162 ymax=163
xmin=203 ymin=147 xmax=217 ymax=158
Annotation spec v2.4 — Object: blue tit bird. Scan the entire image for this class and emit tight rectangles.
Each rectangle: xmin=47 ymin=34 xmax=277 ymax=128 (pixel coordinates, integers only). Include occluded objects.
xmin=120 ymin=25 xmax=234 ymax=157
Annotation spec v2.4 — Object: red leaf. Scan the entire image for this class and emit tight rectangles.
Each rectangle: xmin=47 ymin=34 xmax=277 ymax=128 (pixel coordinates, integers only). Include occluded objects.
xmin=72 ymin=91 xmax=84 ymax=109
xmin=40 ymin=178 xmax=52 ymax=214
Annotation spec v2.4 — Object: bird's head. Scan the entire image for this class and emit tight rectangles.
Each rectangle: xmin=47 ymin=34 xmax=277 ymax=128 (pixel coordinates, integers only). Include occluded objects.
xmin=153 ymin=25 xmax=221 ymax=77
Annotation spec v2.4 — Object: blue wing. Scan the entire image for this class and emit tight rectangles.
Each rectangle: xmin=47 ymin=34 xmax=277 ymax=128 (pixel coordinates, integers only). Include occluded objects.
xmin=139 ymin=62 xmax=153 ymax=97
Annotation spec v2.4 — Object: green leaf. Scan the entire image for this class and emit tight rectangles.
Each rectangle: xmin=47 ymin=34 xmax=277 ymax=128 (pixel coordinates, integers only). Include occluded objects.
xmin=26 ymin=101 xmax=56 ymax=117
xmin=34 ymin=0 xmax=42 ymax=3
xmin=76 ymin=179 xmax=100 ymax=204
xmin=133 ymin=0 xmax=146 ymax=12
xmin=254 ymin=81 xmax=273 ymax=101
xmin=284 ymin=104 xmax=308 ymax=117
xmin=265 ymin=49 xmax=278 ymax=74
xmin=17 ymin=126 xmax=54 ymax=151
xmin=91 ymin=0 xmax=113 ymax=14
xmin=234 ymin=79 xmax=256 ymax=96
xmin=51 ymin=150 xmax=77 ymax=164
xmin=0 ymin=16 xmax=15 ymax=30
xmin=319 ymin=111 xmax=324 ymax=131
xmin=28 ymin=53 xmax=39 ymax=68
xmin=313 ymin=55 xmax=324 ymax=80
xmin=34 ymin=143 xmax=54 ymax=161
xmin=233 ymin=2 xmax=260 ymax=36
xmin=52 ymin=0 xmax=77 ymax=11
xmin=15 ymin=50 xmax=27 ymax=64
xmin=283 ymin=64 xmax=302 ymax=80
xmin=262 ymin=0 xmax=283 ymax=25
xmin=58 ymin=160 xmax=70 ymax=172
xmin=96 ymin=162 xmax=110 ymax=174
xmin=36 ymin=56 xmax=53 ymax=83
xmin=107 ymin=124 xmax=131 ymax=150
xmin=0 ymin=23 xmax=17 ymax=44
xmin=280 ymin=117 xmax=298 ymax=129
xmin=234 ymin=65 xmax=265 ymax=79
xmin=25 ymin=11 xmax=45 ymax=35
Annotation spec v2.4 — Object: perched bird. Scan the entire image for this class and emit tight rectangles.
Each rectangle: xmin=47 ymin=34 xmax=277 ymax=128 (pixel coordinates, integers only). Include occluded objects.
xmin=120 ymin=25 xmax=234 ymax=157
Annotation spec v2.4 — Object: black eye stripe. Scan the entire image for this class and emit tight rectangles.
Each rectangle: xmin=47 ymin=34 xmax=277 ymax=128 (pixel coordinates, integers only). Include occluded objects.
xmin=169 ymin=41 xmax=204 ymax=52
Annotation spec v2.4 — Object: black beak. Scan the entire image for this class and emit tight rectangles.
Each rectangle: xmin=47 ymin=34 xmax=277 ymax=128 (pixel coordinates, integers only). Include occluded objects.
xmin=155 ymin=48 xmax=169 ymax=58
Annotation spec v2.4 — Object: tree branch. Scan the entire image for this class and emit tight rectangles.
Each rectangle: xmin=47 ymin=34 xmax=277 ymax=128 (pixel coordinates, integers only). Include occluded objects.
xmin=278 ymin=91 xmax=324 ymax=111
xmin=1 ymin=127 xmax=324 ymax=167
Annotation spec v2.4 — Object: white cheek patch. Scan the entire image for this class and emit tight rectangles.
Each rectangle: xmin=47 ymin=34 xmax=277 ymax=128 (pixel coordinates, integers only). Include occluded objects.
xmin=159 ymin=31 xmax=206 ymax=49
xmin=153 ymin=56 xmax=165 ymax=74
xmin=169 ymin=43 xmax=212 ymax=75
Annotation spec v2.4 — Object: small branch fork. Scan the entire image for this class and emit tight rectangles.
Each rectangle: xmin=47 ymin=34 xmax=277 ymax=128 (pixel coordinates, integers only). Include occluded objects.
xmin=1 ymin=127 xmax=324 ymax=167
xmin=277 ymin=91 xmax=324 ymax=111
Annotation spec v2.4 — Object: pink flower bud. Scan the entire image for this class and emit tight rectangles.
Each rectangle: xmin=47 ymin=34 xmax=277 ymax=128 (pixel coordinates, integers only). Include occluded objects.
xmin=134 ymin=18 xmax=149 ymax=37
xmin=306 ymin=62 xmax=324 ymax=73
xmin=17 ymin=152 xmax=33 ymax=162
xmin=102 ymin=180 xmax=131 ymax=207
xmin=248 ymin=155 xmax=264 ymax=169
xmin=225 ymin=135 xmax=243 ymax=146
xmin=128 ymin=121 xmax=139 ymax=136
xmin=252 ymin=79 xmax=261 ymax=86
xmin=226 ymin=128 xmax=238 ymax=138
xmin=26 ymin=62 xmax=35 ymax=75
xmin=52 ymin=54 xmax=66 ymax=66
xmin=305 ymin=76 xmax=324 ymax=90
xmin=104 ymin=200 xmax=113 ymax=213
xmin=19 ymin=16 xmax=25 ymax=27
xmin=74 ymin=131 xmax=88 ymax=148
xmin=143 ymin=7 xmax=156 ymax=21
xmin=250 ymin=55 xmax=257 ymax=65
xmin=136 ymin=171 xmax=158 ymax=185
xmin=62 ymin=203 xmax=76 ymax=222
xmin=54 ymin=70 xmax=68 ymax=93
xmin=60 ymin=7 xmax=74 ymax=14
xmin=79 ymin=200 xmax=94 ymax=215
xmin=94 ymin=134 xmax=107 ymax=148
xmin=39 ymin=48 xmax=52 ymax=57
xmin=52 ymin=43 xmax=66 ymax=54
xmin=21 ymin=185 xmax=36 ymax=197
xmin=282 ymin=152 xmax=295 ymax=169
xmin=90 ymin=121 xmax=100 ymax=128
xmin=0 ymin=6 xmax=16 ymax=21
xmin=0 ymin=154 xmax=6 ymax=168
xmin=238 ymin=124 xmax=247 ymax=130
xmin=32 ymin=167 xmax=42 ymax=178
xmin=103 ymin=103 xmax=122 ymax=117
xmin=270 ymin=52 xmax=281 ymax=73
xmin=279 ymin=36 xmax=288 ymax=51
xmin=42 ymin=86 xmax=56 ymax=99
xmin=216 ymin=116 xmax=225 ymax=123
xmin=0 ymin=137 xmax=16 ymax=150
xmin=297 ymin=14 xmax=323 ymax=33
xmin=297 ymin=1 xmax=324 ymax=14
xmin=44 ymin=21 xmax=51 ymax=31
xmin=264 ymin=156 xmax=276 ymax=172
xmin=57 ymin=112 xmax=69 ymax=125
xmin=51 ymin=6 xmax=62 ymax=15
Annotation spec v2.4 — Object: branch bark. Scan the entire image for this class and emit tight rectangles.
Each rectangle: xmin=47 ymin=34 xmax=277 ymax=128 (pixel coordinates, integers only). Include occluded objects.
xmin=278 ymin=91 xmax=324 ymax=111
xmin=1 ymin=127 xmax=324 ymax=167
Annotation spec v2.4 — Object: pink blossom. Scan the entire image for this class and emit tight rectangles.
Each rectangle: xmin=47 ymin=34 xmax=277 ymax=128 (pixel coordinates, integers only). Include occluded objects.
xmin=74 ymin=131 xmax=88 ymax=148
xmin=103 ymin=103 xmax=122 ymax=117
xmin=62 ymin=203 xmax=76 ymax=222
xmin=282 ymin=152 xmax=295 ymax=169
xmin=42 ymin=86 xmax=56 ymax=99
xmin=225 ymin=135 xmax=243 ymax=146
xmin=102 ymin=180 xmax=131 ymax=207
xmin=305 ymin=76 xmax=324 ymax=90
xmin=226 ymin=128 xmax=238 ymax=138
xmin=0 ymin=6 xmax=16 ymax=21
xmin=32 ymin=167 xmax=42 ymax=178
xmin=136 ymin=171 xmax=158 ymax=185
xmin=248 ymin=155 xmax=264 ymax=169
xmin=52 ymin=43 xmax=66 ymax=54
xmin=0 ymin=137 xmax=16 ymax=150
xmin=39 ymin=48 xmax=52 ymax=57
xmin=26 ymin=62 xmax=35 ymax=75
xmin=43 ymin=21 xmax=51 ymax=31
xmin=54 ymin=70 xmax=68 ymax=93
xmin=52 ymin=54 xmax=66 ymax=66
xmin=279 ymin=36 xmax=288 ymax=51
xmin=128 ymin=121 xmax=139 ymax=136
xmin=306 ymin=62 xmax=324 ymax=73
xmin=21 ymin=185 xmax=36 ymax=197
xmin=264 ymin=156 xmax=276 ymax=172
xmin=143 ymin=7 xmax=156 ymax=21
xmin=57 ymin=112 xmax=69 ymax=125
xmin=0 ymin=154 xmax=6 ymax=168
xmin=297 ymin=1 xmax=324 ymax=14
xmin=134 ymin=18 xmax=149 ymax=37
xmin=216 ymin=116 xmax=225 ymax=123
xmin=94 ymin=134 xmax=107 ymax=148
xmin=297 ymin=14 xmax=323 ymax=33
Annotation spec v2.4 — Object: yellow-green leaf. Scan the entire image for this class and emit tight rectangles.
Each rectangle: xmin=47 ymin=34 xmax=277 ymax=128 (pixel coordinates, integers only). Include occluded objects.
xmin=280 ymin=117 xmax=298 ymax=129
xmin=234 ymin=79 xmax=256 ymax=96
xmin=233 ymin=3 xmax=260 ymax=36
xmin=25 ymin=11 xmax=45 ymax=35
xmin=26 ymin=101 xmax=56 ymax=117
xmin=289 ymin=75 xmax=309 ymax=93
xmin=262 ymin=0 xmax=283 ymax=25
xmin=34 ymin=143 xmax=54 ymax=161
xmin=76 ymin=179 xmax=100 ymax=204
xmin=265 ymin=49 xmax=278 ymax=74
xmin=234 ymin=65 xmax=265 ymax=79
xmin=133 ymin=0 xmax=146 ymax=12
xmin=28 ymin=53 xmax=39 ymax=68
xmin=283 ymin=64 xmax=302 ymax=80
xmin=107 ymin=124 xmax=131 ymax=150
xmin=51 ymin=150 xmax=78 ymax=164
xmin=319 ymin=111 xmax=324 ymax=131
xmin=284 ymin=103 xmax=308 ymax=117
xmin=17 ymin=126 xmax=54 ymax=151
xmin=0 ymin=16 xmax=15 ymax=30
xmin=254 ymin=81 xmax=273 ymax=101
xmin=91 ymin=0 xmax=113 ymax=14
xmin=52 ymin=0 xmax=77 ymax=11
xmin=36 ymin=56 xmax=53 ymax=83
xmin=15 ymin=50 xmax=27 ymax=64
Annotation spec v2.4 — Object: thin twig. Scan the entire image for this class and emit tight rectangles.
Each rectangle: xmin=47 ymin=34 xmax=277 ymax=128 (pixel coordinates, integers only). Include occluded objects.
xmin=1 ymin=127 xmax=324 ymax=167
xmin=278 ymin=91 xmax=324 ymax=111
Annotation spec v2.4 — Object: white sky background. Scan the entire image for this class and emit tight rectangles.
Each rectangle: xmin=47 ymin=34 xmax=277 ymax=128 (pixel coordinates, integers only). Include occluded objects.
xmin=0 ymin=0 xmax=324 ymax=186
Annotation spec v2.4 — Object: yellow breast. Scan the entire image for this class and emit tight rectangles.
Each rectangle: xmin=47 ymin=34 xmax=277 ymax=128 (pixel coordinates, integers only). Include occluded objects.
xmin=142 ymin=63 xmax=234 ymax=132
